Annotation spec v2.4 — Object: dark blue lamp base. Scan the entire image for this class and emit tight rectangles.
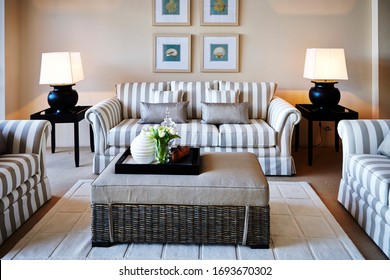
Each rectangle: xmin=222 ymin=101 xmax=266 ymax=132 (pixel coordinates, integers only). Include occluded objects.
xmin=47 ymin=84 xmax=78 ymax=113
xmin=309 ymin=81 xmax=341 ymax=110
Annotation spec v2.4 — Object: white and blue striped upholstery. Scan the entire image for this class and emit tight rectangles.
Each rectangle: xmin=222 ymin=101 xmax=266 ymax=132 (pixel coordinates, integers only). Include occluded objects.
xmin=86 ymin=81 xmax=301 ymax=175
xmin=0 ymin=120 xmax=51 ymax=245
xmin=347 ymin=154 xmax=390 ymax=205
xmin=338 ymin=119 xmax=390 ymax=258
xmin=174 ymin=120 xmax=219 ymax=147
xmin=170 ymin=81 xmax=218 ymax=119
xmin=0 ymin=154 xmax=39 ymax=199
xmin=219 ymin=81 xmax=276 ymax=120
xmin=116 ymin=82 xmax=170 ymax=119
xmin=107 ymin=119 xmax=220 ymax=148
xmin=219 ymin=119 xmax=276 ymax=148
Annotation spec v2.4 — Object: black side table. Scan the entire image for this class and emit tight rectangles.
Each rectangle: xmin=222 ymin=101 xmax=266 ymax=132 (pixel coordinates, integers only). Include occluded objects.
xmin=295 ymin=104 xmax=358 ymax=166
xmin=31 ymin=106 xmax=94 ymax=167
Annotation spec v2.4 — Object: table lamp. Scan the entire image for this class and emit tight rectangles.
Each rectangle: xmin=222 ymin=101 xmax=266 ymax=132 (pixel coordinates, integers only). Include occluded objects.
xmin=303 ymin=48 xmax=348 ymax=110
xmin=39 ymin=52 xmax=84 ymax=113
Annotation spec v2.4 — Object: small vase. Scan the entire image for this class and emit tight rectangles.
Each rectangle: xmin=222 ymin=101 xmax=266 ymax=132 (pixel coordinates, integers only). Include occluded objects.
xmin=130 ymin=131 xmax=155 ymax=164
xmin=155 ymin=139 xmax=169 ymax=164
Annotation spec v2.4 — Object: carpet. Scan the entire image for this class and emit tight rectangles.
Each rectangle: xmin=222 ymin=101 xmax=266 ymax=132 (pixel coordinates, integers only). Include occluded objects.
xmin=2 ymin=180 xmax=364 ymax=260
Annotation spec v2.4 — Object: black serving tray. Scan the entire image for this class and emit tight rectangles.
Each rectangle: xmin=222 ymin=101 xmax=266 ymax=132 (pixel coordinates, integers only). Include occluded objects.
xmin=115 ymin=147 xmax=200 ymax=175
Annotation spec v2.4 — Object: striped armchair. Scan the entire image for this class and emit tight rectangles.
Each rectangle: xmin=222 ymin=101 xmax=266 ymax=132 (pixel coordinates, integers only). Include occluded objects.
xmin=337 ymin=119 xmax=390 ymax=258
xmin=0 ymin=120 xmax=52 ymax=245
xmin=85 ymin=81 xmax=301 ymax=175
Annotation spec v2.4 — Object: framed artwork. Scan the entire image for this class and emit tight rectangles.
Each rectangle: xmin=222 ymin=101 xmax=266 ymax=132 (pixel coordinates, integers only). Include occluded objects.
xmin=153 ymin=34 xmax=192 ymax=72
xmin=201 ymin=34 xmax=239 ymax=72
xmin=201 ymin=0 xmax=239 ymax=26
xmin=153 ymin=0 xmax=190 ymax=25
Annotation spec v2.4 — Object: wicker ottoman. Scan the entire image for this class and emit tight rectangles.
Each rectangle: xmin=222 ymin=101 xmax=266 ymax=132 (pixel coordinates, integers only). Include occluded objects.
xmin=91 ymin=152 xmax=269 ymax=248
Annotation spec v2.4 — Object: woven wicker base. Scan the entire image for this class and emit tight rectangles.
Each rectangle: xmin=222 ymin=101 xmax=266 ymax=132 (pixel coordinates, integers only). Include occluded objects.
xmin=91 ymin=203 xmax=270 ymax=248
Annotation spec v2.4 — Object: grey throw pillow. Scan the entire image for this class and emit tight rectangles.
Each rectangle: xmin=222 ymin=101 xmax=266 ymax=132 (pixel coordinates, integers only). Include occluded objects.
xmin=0 ymin=133 xmax=6 ymax=155
xmin=201 ymin=102 xmax=250 ymax=124
xmin=139 ymin=101 xmax=189 ymax=124
xmin=378 ymin=133 xmax=390 ymax=158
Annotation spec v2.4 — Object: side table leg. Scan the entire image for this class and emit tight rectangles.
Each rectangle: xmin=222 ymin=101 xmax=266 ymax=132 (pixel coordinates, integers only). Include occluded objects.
xmin=89 ymin=124 xmax=95 ymax=153
xmin=51 ymin=121 xmax=56 ymax=153
xmin=74 ymin=121 xmax=80 ymax=167
xmin=308 ymin=120 xmax=313 ymax=166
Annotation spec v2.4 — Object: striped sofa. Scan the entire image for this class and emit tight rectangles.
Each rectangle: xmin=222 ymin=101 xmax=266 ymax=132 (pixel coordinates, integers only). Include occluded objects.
xmin=0 ymin=120 xmax=52 ymax=245
xmin=337 ymin=119 xmax=390 ymax=258
xmin=85 ymin=81 xmax=301 ymax=176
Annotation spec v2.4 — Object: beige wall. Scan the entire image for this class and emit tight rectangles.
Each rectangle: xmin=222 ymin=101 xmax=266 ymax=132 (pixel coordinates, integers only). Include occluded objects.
xmin=379 ymin=0 xmax=390 ymax=119
xmin=5 ymin=0 xmax=374 ymax=147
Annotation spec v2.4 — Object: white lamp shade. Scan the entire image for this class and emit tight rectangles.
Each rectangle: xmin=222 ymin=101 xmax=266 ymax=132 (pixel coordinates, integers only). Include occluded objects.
xmin=303 ymin=48 xmax=348 ymax=81
xmin=39 ymin=52 xmax=84 ymax=85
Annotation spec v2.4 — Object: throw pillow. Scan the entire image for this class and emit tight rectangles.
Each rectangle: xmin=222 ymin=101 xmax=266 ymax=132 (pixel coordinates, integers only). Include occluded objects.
xmin=219 ymin=81 xmax=277 ymax=120
xmin=201 ymin=102 xmax=250 ymax=124
xmin=170 ymin=81 xmax=219 ymax=119
xmin=0 ymin=133 xmax=6 ymax=155
xmin=378 ymin=133 xmax=390 ymax=158
xmin=139 ymin=101 xmax=189 ymax=124
xmin=152 ymin=90 xmax=184 ymax=103
xmin=205 ymin=89 xmax=240 ymax=103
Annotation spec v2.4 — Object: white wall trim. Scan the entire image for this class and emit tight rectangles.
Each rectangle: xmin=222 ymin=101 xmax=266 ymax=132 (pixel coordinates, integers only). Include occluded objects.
xmin=371 ymin=0 xmax=379 ymax=119
xmin=0 ymin=0 xmax=5 ymax=120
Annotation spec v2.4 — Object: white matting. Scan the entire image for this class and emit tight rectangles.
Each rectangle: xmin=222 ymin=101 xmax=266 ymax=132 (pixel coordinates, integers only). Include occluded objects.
xmin=2 ymin=180 xmax=364 ymax=260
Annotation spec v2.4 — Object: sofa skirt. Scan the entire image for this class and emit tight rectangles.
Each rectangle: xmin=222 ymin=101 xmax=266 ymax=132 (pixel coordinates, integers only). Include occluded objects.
xmin=0 ymin=177 xmax=52 ymax=245
xmin=338 ymin=178 xmax=390 ymax=258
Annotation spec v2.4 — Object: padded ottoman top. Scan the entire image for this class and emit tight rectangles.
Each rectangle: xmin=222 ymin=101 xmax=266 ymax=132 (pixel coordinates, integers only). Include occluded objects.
xmin=91 ymin=152 xmax=269 ymax=207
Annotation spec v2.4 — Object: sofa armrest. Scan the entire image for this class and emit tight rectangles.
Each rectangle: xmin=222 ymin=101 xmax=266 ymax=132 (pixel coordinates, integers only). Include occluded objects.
xmin=267 ymin=97 xmax=301 ymax=157
xmin=85 ymin=96 xmax=123 ymax=154
xmin=338 ymin=119 xmax=390 ymax=155
xmin=338 ymin=119 xmax=390 ymax=177
xmin=0 ymin=120 xmax=51 ymax=177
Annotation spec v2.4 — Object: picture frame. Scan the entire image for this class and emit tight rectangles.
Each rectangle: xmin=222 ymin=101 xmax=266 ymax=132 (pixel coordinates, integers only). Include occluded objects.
xmin=201 ymin=34 xmax=239 ymax=72
xmin=153 ymin=0 xmax=190 ymax=26
xmin=201 ymin=0 xmax=239 ymax=26
xmin=153 ymin=34 xmax=192 ymax=73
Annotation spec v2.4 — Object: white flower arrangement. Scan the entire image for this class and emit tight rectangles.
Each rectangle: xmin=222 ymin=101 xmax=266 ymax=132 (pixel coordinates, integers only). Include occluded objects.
xmin=144 ymin=125 xmax=180 ymax=164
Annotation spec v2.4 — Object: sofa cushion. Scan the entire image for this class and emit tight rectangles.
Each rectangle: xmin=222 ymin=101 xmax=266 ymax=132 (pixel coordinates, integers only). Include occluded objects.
xmin=152 ymin=90 xmax=184 ymax=103
xmin=174 ymin=120 xmax=219 ymax=147
xmin=0 ymin=133 xmax=6 ymax=155
xmin=0 ymin=174 xmax=41 ymax=213
xmin=108 ymin=119 xmax=219 ymax=148
xmin=201 ymin=102 xmax=250 ymax=124
xmin=139 ymin=101 xmax=189 ymax=124
xmin=378 ymin=133 xmax=390 ymax=158
xmin=0 ymin=154 xmax=40 ymax=198
xmin=347 ymin=154 xmax=390 ymax=205
xmin=219 ymin=119 xmax=276 ymax=148
xmin=116 ymin=82 xmax=170 ymax=119
xmin=219 ymin=81 xmax=277 ymax=120
xmin=108 ymin=119 xmax=150 ymax=147
xmin=205 ymin=89 xmax=239 ymax=103
xmin=170 ymin=81 xmax=218 ymax=119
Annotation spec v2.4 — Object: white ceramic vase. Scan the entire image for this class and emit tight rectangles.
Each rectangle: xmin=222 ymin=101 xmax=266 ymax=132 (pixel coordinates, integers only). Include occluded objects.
xmin=130 ymin=131 xmax=155 ymax=164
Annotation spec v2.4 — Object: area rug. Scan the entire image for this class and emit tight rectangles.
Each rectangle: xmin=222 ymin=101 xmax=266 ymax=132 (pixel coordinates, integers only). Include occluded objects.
xmin=2 ymin=180 xmax=364 ymax=260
